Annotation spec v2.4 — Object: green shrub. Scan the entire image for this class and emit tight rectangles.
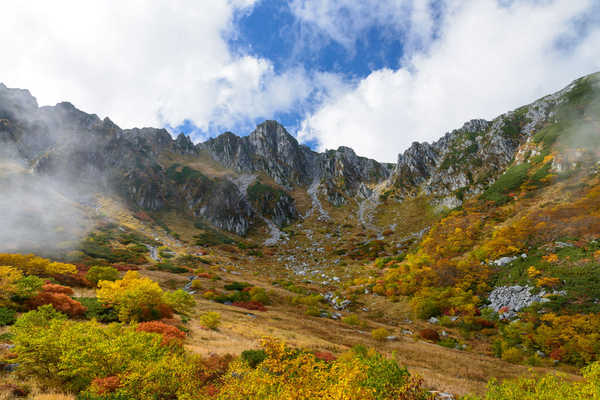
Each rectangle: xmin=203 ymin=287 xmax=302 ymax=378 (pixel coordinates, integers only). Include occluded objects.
xmin=241 ymin=349 xmax=267 ymax=368
xmin=249 ymin=287 xmax=271 ymax=305
xmin=224 ymin=282 xmax=252 ymax=291
xmin=411 ymin=297 xmax=440 ymax=320
xmin=199 ymin=311 xmax=220 ymax=330
xmin=438 ymin=337 xmax=458 ymax=349
xmin=155 ymin=261 xmax=188 ymax=274
xmin=342 ymin=314 xmax=362 ymax=326
xmin=481 ymin=163 xmax=530 ymax=205
xmin=86 ymin=266 xmax=119 ymax=286
xmin=0 ymin=306 xmax=16 ymax=326
xmin=78 ymin=297 xmax=119 ymax=323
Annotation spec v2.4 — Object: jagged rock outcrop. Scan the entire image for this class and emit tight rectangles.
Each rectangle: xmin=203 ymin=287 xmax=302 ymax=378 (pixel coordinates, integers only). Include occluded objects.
xmin=0 ymin=84 xmax=253 ymax=235
xmin=203 ymin=120 xmax=393 ymax=205
xmin=389 ymin=80 xmax=574 ymax=202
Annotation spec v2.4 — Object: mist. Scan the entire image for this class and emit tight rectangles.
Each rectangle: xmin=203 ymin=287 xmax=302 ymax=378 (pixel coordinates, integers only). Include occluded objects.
xmin=0 ymin=84 xmax=97 ymax=255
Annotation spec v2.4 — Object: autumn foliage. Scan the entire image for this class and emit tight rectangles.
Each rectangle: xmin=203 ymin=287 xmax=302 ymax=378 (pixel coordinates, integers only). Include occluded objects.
xmin=28 ymin=283 xmax=86 ymax=317
xmin=136 ymin=321 xmax=186 ymax=345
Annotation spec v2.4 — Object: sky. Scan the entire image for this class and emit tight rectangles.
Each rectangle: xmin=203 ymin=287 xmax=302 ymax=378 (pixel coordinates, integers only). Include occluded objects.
xmin=1 ymin=0 xmax=599 ymax=162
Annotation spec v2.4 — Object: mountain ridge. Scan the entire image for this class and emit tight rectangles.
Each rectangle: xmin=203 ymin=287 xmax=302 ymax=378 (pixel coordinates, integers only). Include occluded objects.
xmin=1 ymin=72 xmax=598 ymax=239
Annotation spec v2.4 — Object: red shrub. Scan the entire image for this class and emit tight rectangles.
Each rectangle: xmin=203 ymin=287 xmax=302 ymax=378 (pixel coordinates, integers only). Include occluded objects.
xmin=28 ymin=292 xmax=87 ymax=317
xmin=91 ymin=376 xmax=122 ymax=394
xmin=314 ymin=351 xmax=337 ymax=362
xmin=136 ymin=321 xmax=186 ymax=345
xmin=42 ymin=283 xmax=74 ymax=295
xmin=419 ymin=328 xmax=440 ymax=342
xmin=550 ymin=347 xmax=565 ymax=361
xmin=231 ymin=301 xmax=267 ymax=312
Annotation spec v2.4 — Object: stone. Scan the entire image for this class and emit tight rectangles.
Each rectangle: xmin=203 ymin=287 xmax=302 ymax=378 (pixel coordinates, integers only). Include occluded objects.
xmin=488 ymin=285 xmax=551 ymax=319
xmin=491 ymin=256 xmax=518 ymax=267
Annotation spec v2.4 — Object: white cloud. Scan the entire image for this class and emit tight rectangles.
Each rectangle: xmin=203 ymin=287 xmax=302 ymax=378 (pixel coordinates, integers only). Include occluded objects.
xmin=0 ymin=0 xmax=312 ymax=135
xmin=298 ymin=0 xmax=600 ymax=162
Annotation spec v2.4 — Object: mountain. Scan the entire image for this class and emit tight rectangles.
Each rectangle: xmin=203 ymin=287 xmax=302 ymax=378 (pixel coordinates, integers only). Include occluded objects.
xmin=2 ymin=72 xmax=600 ymax=399
xmin=1 ymin=72 xmax=598 ymax=242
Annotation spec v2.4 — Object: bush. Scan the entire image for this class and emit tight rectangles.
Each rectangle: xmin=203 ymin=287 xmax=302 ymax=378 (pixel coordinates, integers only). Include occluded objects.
xmin=438 ymin=337 xmax=458 ymax=349
xmin=0 ymin=306 xmax=16 ymax=326
xmin=11 ymin=306 xmax=211 ymax=395
xmin=78 ymin=297 xmax=119 ymax=322
xmin=481 ymin=163 xmax=531 ymax=205
xmin=241 ymin=349 xmax=267 ymax=368
xmin=199 ymin=311 xmax=220 ymax=330
xmin=342 ymin=314 xmax=362 ymax=326
xmin=249 ymin=287 xmax=271 ymax=305
xmin=224 ymin=282 xmax=251 ymax=291
xmin=28 ymin=284 xmax=87 ymax=318
xmin=418 ymin=328 xmax=440 ymax=342
xmin=136 ymin=321 xmax=186 ymax=345
xmin=190 ymin=280 xmax=203 ymax=290
xmin=371 ymin=327 xmax=390 ymax=341
xmin=86 ymin=266 xmax=119 ymax=286
xmin=411 ymin=297 xmax=441 ymax=320
xmin=155 ymin=261 xmax=188 ymax=274
xmin=218 ymin=337 xmax=426 ymax=400
xmin=467 ymin=361 xmax=600 ymax=399
xmin=97 ymin=271 xmax=193 ymax=322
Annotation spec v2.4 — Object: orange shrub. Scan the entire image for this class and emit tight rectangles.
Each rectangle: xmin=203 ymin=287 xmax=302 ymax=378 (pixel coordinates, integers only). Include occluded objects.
xmin=136 ymin=321 xmax=186 ymax=345
xmin=28 ymin=292 xmax=86 ymax=317
xmin=42 ymin=283 xmax=74 ymax=295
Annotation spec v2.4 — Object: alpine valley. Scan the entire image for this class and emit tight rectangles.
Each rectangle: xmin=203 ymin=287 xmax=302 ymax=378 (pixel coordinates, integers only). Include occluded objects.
xmin=1 ymin=72 xmax=600 ymax=399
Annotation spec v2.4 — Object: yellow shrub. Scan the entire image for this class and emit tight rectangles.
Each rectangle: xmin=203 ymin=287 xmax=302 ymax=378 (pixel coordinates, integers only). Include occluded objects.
xmin=371 ymin=327 xmax=390 ymax=341
xmin=199 ymin=311 xmax=221 ymax=330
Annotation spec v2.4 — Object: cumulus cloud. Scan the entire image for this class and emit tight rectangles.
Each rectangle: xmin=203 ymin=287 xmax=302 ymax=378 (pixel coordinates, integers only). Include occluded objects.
xmin=0 ymin=1 xmax=314 ymax=138
xmin=288 ymin=0 xmax=434 ymax=54
xmin=298 ymin=0 xmax=600 ymax=162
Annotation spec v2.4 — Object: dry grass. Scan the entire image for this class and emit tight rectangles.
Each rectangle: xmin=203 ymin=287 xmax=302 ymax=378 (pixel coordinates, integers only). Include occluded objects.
xmin=179 ymin=283 xmax=580 ymax=397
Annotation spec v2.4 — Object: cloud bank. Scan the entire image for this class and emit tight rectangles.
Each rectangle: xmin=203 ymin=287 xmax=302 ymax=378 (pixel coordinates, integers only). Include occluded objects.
xmin=0 ymin=1 xmax=315 ymax=141
xmin=1 ymin=0 xmax=599 ymax=162
xmin=297 ymin=0 xmax=600 ymax=161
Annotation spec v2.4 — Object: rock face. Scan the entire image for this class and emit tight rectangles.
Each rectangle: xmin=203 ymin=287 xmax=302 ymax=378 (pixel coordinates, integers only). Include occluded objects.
xmin=202 ymin=120 xmax=394 ymax=204
xmin=389 ymin=76 xmax=578 ymax=202
xmin=0 ymin=84 xmax=254 ymax=235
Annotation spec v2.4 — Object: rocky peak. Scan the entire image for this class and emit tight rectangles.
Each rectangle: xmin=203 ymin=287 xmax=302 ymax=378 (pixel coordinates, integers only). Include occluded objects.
xmin=174 ymin=133 xmax=196 ymax=154
xmin=0 ymin=83 xmax=38 ymax=119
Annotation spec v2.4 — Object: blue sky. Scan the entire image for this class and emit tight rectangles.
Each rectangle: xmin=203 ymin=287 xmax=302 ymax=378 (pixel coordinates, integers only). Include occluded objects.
xmin=1 ymin=0 xmax=599 ymax=161
xmin=172 ymin=0 xmax=411 ymax=143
